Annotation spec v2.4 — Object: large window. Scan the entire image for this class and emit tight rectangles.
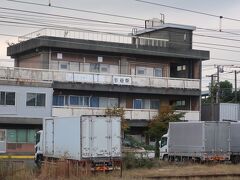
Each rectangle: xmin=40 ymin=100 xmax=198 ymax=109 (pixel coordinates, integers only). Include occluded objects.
xmin=53 ymin=95 xmax=64 ymax=106
xmin=150 ymin=99 xmax=160 ymax=109
xmin=133 ymin=99 xmax=143 ymax=109
xmin=7 ymin=129 xmax=37 ymax=143
xmin=26 ymin=93 xmax=46 ymax=107
xmin=154 ymin=68 xmax=163 ymax=77
xmin=69 ymin=96 xmax=89 ymax=107
xmin=136 ymin=67 xmax=146 ymax=75
xmin=0 ymin=91 xmax=15 ymax=105
xmin=90 ymin=63 xmax=109 ymax=73
xmin=90 ymin=63 xmax=100 ymax=73
xmin=99 ymin=97 xmax=118 ymax=108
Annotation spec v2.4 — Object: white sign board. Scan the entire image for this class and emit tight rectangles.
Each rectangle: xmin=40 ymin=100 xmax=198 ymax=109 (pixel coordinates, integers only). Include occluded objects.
xmin=113 ymin=76 xmax=132 ymax=85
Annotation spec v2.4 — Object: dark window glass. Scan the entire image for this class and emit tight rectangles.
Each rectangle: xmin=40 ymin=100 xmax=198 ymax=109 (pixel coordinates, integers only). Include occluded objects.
xmin=160 ymin=137 xmax=167 ymax=148
xmin=133 ymin=99 xmax=142 ymax=109
xmin=0 ymin=92 xmax=5 ymax=105
xmin=90 ymin=63 xmax=100 ymax=72
xmin=26 ymin=93 xmax=36 ymax=106
xmin=90 ymin=96 xmax=99 ymax=107
xmin=70 ymin=96 xmax=79 ymax=106
xmin=53 ymin=95 xmax=64 ymax=106
xmin=150 ymin=100 xmax=160 ymax=109
xmin=6 ymin=92 xmax=15 ymax=105
xmin=27 ymin=93 xmax=46 ymax=107
xmin=36 ymin=94 xmax=45 ymax=106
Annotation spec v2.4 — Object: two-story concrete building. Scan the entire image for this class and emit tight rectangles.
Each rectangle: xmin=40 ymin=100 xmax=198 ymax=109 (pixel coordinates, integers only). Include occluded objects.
xmin=5 ymin=19 xmax=209 ymax=143
xmin=0 ymin=79 xmax=53 ymax=154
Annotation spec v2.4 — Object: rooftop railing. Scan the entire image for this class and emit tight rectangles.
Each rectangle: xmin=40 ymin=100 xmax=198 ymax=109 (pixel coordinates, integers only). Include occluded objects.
xmin=18 ymin=28 xmax=169 ymax=48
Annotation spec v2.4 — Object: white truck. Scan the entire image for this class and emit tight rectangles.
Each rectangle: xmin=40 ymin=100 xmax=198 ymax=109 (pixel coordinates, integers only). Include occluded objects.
xmin=35 ymin=115 xmax=122 ymax=171
xmin=159 ymin=121 xmax=231 ymax=162
xmin=230 ymin=122 xmax=240 ymax=163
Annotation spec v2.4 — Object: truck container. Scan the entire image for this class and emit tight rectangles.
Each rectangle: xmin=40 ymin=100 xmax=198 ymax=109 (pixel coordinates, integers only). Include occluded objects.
xmin=160 ymin=121 xmax=231 ymax=161
xmin=230 ymin=122 xmax=240 ymax=163
xmin=35 ymin=115 xmax=121 ymax=170
xmin=201 ymin=103 xmax=240 ymax=122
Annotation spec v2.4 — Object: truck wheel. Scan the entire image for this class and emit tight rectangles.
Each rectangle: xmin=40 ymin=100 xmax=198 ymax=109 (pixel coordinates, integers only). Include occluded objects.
xmin=163 ymin=155 xmax=169 ymax=162
xmin=35 ymin=155 xmax=43 ymax=168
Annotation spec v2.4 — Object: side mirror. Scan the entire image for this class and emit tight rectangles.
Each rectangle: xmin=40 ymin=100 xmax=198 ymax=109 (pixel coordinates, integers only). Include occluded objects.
xmin=159 ymin=141 xmax=162 ymax=148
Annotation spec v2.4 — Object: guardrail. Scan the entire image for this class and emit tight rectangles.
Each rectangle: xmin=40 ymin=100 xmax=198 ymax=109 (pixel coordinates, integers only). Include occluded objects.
xmin=52 ymin=106 xmax=200 ymax=121
xmin=0 ymin=67 xmax=200 ymax=90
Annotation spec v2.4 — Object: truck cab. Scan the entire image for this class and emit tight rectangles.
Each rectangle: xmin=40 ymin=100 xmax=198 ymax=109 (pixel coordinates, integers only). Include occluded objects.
xmin=159 ymin=133 xmax=168 ymax=161
xmin=35 ymin=130 xmax=43 ymax=166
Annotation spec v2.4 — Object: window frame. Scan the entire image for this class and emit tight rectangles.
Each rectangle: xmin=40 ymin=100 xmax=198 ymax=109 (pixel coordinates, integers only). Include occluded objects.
xmin=26 ymin=93 xmax=46 ymax=107
xmin=0 ymin=91 xmax=16 ymax=106
xmin=136 ymin=66 xmax=146 ymax=76
xmin=53 ymin=95 xmax=65 ymax=106
xmin=133 ymin=99 xmax=143 ymax=109
xmin=154 ymin=67 xmax=163 ymax=77
xmin=150 ymin=99 xmax=160 ymax=109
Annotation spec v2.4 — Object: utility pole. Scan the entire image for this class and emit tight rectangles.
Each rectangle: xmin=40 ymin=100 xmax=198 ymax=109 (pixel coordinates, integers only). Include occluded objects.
xmin=235 ymin=70 xmax=238 ymax=103
xmin=211 ymin=75 xmax=214 ymax=121
xmin=216 ymin=65 xmax=220 ymax=104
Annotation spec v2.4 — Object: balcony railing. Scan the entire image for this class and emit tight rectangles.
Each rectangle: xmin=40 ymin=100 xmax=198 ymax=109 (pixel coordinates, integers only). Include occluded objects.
xmin=0 ymin=67 xmax=200 ymax=90
xmin=52 ymin=106 xmax=200 ymax=121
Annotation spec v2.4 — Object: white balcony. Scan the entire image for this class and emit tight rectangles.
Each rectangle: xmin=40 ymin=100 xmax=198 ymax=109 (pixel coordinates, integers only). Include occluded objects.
xmin=0 ymin=67 xmax=200 ymax=90
xmin=52 ymin=106 xmax=200 ymax=121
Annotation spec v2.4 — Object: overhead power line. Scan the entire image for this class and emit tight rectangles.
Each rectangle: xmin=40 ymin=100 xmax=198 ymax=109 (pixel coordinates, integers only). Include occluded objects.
xmin=6 ymin=0 xmax=145 ymax=21
xmin=4 ymin=2 xmax=240 ymax=39
xmin=135 ymin=0 xmax=240 ymax=22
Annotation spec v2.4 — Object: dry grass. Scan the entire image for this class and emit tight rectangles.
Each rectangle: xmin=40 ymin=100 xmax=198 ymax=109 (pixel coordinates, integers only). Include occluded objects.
xmin=3 ymin=160 xmax=240 ymax=180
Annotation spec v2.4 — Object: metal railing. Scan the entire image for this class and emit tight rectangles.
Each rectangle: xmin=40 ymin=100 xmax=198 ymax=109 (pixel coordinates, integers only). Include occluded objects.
xmin=52 ymin=106 xmax=200 ymax=121
xmin=18 ymin=28 xmax=169 ymax=48
xmin=0 ymin=66 xmax=200 ymax=89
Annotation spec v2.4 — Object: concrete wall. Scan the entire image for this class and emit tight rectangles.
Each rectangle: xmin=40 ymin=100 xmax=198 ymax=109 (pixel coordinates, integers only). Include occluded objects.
xmin=0 ymin=85 xmax=53 ymax=118
xmin=15 ymin=50 xmax=50 ymax=69
xmin=137 ymin=28 xmax=192 ymax=50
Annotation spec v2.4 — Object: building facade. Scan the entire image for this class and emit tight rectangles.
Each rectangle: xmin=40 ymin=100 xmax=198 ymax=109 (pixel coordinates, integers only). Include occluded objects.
xmin=5 ymin=21 xmax=209 ymax=144
xmin=0 ymin=80 xmax=53 ymax=154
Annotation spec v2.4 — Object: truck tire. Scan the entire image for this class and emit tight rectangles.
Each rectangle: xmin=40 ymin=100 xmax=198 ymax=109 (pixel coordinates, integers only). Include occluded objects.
xmin=163 ymin=155 xmax=169 ymax=162
xmin=35 ymin=155 xmax=43 ymax=168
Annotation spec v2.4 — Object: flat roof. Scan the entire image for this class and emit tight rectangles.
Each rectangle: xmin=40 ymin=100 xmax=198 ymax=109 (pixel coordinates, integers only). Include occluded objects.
xmin=135 ymin=23 xmax=196 ymax=36
xmin=7 ymin=36 xmax=209 ymax=60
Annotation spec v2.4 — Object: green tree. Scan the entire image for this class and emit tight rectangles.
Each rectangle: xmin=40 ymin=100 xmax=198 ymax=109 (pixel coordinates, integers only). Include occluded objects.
xmin=105 ymin=107 xmax=128 ymax=132
xmin=219 ymin=80 xmax=233 ymax=102
xmin=202 ymin=80 xmax=233 ymax=104
xmin=147 ymin=106 xmax=185 ymax=158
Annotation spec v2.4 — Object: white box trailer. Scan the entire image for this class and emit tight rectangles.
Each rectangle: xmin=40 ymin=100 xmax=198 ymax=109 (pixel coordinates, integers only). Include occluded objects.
xmin=230 ymin=122 xmax=240 ymax=163
xmin=35 ymin=115 xmax=121 ymax=170
xmin=167 ymin=122 xmax=231 ymax=161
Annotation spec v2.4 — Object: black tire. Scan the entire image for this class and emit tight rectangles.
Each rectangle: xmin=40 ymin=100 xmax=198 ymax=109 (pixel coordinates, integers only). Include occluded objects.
xmin=35 ymin=155 xmax=43 ymax=168
xmin=163 ymin=155 xmax=169 ymax=162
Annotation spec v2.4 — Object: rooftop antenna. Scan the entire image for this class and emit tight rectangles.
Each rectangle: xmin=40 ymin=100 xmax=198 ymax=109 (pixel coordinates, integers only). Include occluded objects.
xmin=160 ymin=13 xmax=165 ymax=24
xmin=219 ymin=16 xmax=223 ymax=32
